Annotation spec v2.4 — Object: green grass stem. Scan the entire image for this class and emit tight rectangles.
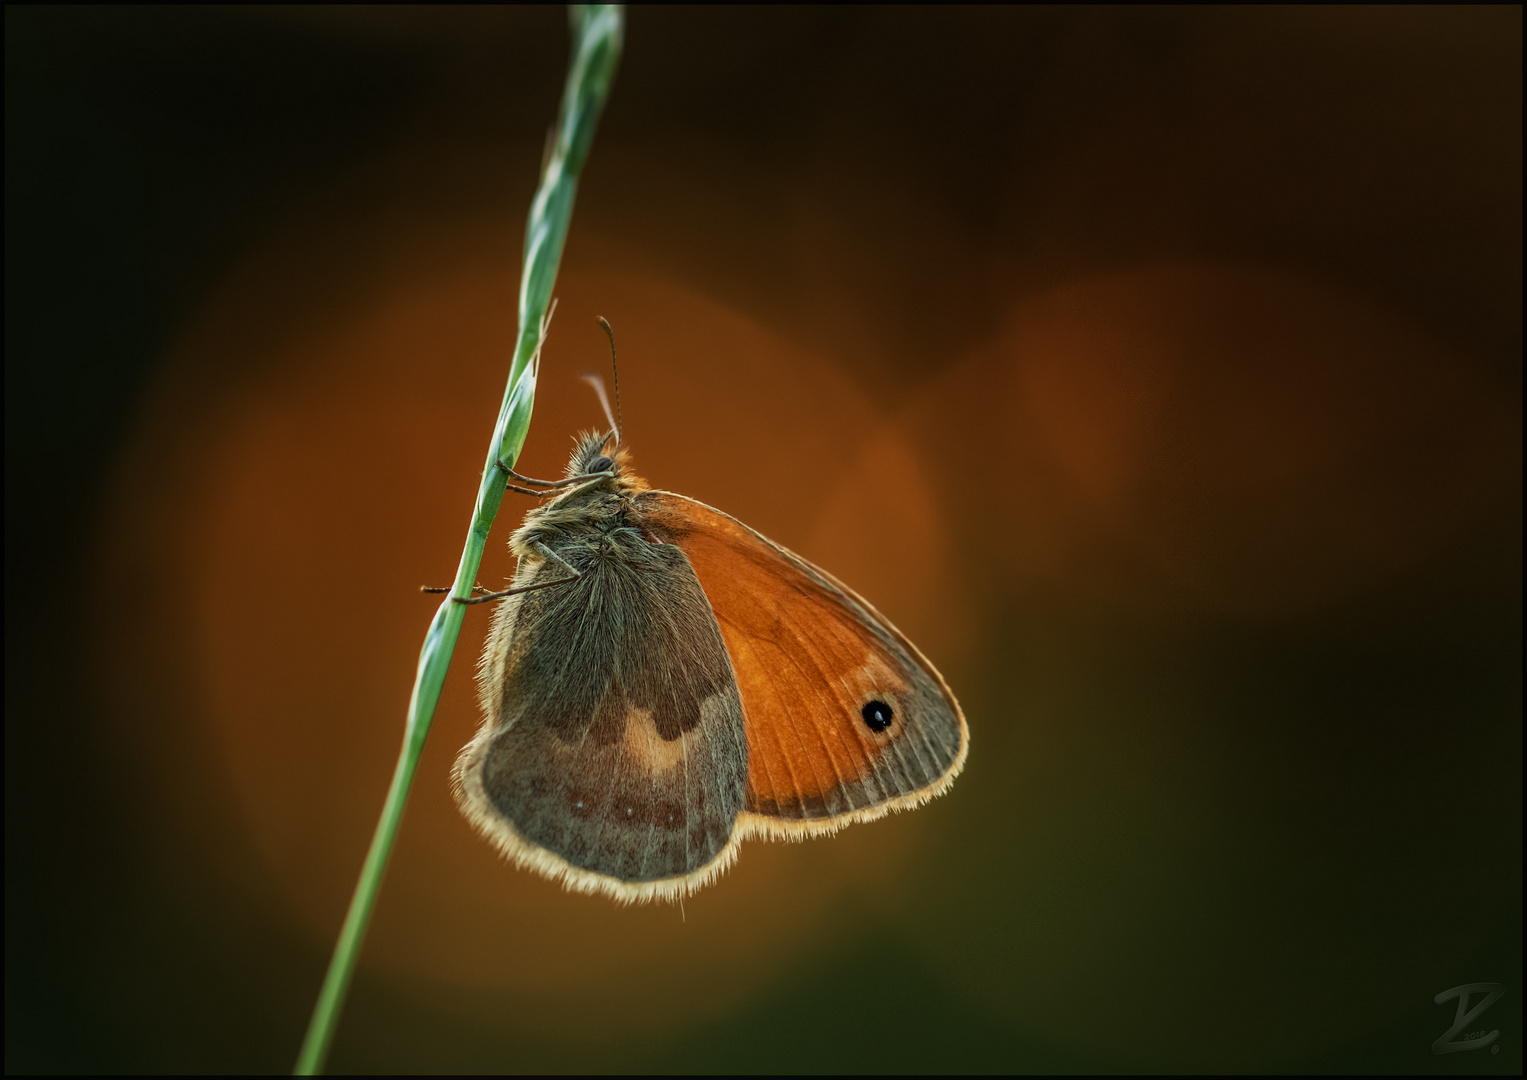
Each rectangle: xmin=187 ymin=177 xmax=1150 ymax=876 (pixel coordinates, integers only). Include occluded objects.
xmin=293 ymin=7 xmax=623 ymax=1073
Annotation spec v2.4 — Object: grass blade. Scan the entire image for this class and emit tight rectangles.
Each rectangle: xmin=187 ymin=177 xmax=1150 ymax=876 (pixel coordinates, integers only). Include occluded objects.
xmin=293 ymin=7 xmax=624 ymax=1073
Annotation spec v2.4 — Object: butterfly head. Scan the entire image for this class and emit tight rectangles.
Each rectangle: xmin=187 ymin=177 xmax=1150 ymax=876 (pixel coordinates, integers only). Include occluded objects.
xmin=564 ymin=429 xmax=645 ymax=492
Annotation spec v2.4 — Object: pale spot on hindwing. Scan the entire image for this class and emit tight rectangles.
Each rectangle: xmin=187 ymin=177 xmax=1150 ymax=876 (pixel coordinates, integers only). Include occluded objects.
xmin=621 ymin=705 xmax=686 ymax=772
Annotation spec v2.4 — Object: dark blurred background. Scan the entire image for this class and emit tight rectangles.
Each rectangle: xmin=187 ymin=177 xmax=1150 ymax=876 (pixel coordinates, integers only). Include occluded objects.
xmin=6 ymin=6 xmax=1520 ymax=1074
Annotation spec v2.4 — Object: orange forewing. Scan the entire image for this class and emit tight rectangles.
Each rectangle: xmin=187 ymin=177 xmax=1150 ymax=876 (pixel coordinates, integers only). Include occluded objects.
xmin=637 ymin=491 xmax=967 ymax=831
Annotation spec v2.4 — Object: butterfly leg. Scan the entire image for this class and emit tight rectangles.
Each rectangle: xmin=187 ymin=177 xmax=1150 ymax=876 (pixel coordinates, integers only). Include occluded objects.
xmin=493 ymin=460 xmax=612 ymax=491
xmin=452 ymin=542 xmax=580 ymax=605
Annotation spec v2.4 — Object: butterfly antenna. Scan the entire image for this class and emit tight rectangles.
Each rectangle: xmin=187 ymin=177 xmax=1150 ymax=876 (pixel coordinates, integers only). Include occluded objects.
xmin=578 ymin=371 xmax=618 ymax=444
xmin=598 ymin=316 xmax=623 ymax=446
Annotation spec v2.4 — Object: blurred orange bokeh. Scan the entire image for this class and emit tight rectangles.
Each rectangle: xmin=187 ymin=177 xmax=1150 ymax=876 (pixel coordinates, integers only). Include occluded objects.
xmin=96 ymin=223 xmax=964 ymax=1034
xmin=91 ymin=206 xmax=1518 ymax=1065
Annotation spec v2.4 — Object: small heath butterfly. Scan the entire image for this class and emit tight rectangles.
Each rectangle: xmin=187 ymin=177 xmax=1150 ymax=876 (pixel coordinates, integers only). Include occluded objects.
xmin=450 ymin=322 xmax=968 ymax=902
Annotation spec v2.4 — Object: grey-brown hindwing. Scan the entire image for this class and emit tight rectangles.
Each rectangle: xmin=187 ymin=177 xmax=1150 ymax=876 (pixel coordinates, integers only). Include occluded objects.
xmin=461 ymin=523 xmax=747 ymax=886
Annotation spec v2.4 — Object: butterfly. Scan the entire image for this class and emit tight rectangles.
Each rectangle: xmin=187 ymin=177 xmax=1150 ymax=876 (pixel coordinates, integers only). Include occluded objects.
xmin=450 ymin=328 xmax=967 ymax=902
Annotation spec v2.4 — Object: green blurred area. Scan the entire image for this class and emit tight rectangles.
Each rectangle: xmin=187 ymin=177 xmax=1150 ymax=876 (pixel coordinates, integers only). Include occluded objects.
xmin=6 ymin=7 xmax=1519 ymax=1074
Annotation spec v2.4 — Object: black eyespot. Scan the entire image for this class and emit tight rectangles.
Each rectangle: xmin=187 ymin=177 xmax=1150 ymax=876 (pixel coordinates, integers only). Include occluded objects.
xmin=861 ymin=700 xmax=894 ymax=732
xmin=588 ymin=455 xmax=614 ymax=474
